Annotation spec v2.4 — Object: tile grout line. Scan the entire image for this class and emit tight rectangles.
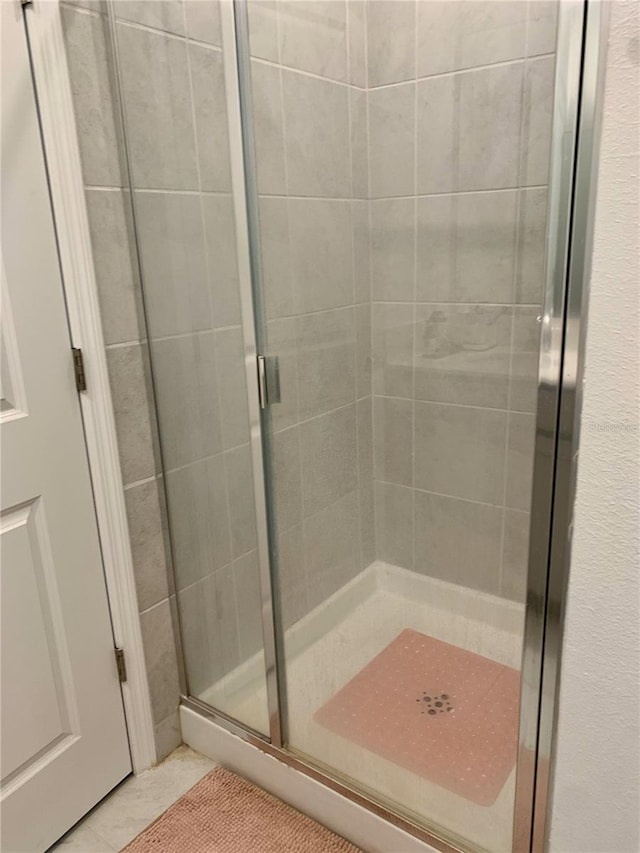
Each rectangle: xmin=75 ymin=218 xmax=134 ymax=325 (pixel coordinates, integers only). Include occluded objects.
xmin=344 ymin=0 xmax=364 ymax=574
xmin=367 ymin=50 xmax=556 ymax=92
xmin=89 ymin=184 xmax=548 ymax=201
xmin=364 ymin=1 xmax=378 ymax=562
xmin=373 ymin=478 xmax=522 ymax=513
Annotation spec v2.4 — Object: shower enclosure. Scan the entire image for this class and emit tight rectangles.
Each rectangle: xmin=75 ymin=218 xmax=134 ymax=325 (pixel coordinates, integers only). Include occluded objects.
xmin=61 ymin=1 xmax=603 ymax=850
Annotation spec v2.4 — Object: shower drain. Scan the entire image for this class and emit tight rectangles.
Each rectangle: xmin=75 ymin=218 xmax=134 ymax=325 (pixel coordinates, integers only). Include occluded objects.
xmin=416 ymin=691 xmax=454 ymax=715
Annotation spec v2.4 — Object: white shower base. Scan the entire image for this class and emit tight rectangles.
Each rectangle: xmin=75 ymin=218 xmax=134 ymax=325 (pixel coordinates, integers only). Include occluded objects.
xmin=200 ymin=562 xmax=525 ymax=853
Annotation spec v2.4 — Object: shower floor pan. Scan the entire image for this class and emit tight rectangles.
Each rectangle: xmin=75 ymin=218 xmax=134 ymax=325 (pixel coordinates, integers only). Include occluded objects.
xmin=199 ymin=562 xmax=524 ymax=853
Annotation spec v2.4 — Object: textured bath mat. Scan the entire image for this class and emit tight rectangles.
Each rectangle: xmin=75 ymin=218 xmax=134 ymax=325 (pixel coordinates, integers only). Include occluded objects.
xmin=122 ymin=766 xmax=362 ymax=852
xmin=315 ymin=629 xmax=521 ymax=806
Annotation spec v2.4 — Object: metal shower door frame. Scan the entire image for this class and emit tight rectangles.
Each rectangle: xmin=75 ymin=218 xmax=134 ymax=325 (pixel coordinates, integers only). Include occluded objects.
xmin=105 ymin=0 xmax=611 ymax=848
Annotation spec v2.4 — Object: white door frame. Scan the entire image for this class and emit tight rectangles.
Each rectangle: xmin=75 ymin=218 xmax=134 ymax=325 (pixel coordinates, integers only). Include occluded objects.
xmin=24 ymin=0 xmax=156 ymax=772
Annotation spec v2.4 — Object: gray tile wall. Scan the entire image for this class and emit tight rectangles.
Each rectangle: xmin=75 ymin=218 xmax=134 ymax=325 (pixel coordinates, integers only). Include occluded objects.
xmin=61 ymin=0 xmax=268 ymax=753
xmin=61 ymin=0 xmax=558 ymax=758
xmin=61 ymin=2 xmax=180 ymax=760
xmin=367 ymin=0 xmax=557 ymax=602
xmin=247 ymin=0 xmax=375 ymax=628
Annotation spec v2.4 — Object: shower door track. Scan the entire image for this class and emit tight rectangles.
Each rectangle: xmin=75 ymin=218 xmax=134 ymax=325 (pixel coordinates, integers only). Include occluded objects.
xmin=185 ymin=1 xmax=610 ymax=851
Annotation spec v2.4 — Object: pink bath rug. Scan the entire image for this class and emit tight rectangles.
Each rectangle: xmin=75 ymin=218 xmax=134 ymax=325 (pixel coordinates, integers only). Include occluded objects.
xmin=314 ymin=628 xmax=521 ymax=806
xmin=122 ymin=766 xmax=362 ymax=852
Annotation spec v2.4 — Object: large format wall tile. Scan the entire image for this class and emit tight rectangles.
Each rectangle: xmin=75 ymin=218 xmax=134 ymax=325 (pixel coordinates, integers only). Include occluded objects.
xmin=417 ymin=64 xmax=524 ymax=194
xmin=165 ymin=455 xmax=232 ymax=588
xmin=505 ymin=412 xmax=536 ymax=511
xmin=516 ymin=187 xmax=548 ymax=304
xmin=350 ymin=89 xmax=369 ymax=199
xmin=416 ymin=191 xmax=518 ymax=303
xmin=304 ymin=491 xmax=361 ymax=608
xmin=414 ymin=490 xmax=502 ymax=594
xmin=271 ymin=427 xmax=303 ymax=533
xmin=248 ymin=0 xmax=278 ymax=61
xmin=214 ymin=328 xmax=250 ymax=450
xmin=415 ymin=194 xmax=456 ymax=299
xmin=189 ymin=44 xmax=232 ymax=192
xmin=296 ymin=307 xmax=356 ymax=420
xmin=61 ymin=7 xmax=122 ymax=186
xmin=526 ymin=0 xmax=558 ymax=57
xmin=116 ymin=24 xmax=198 ymax=189
xmin=368 ymin=84 xmax=415 ymax=198
xmin=185 ymin=0 xmax=222 ymax=46
xmin=178 ymin=568 xmax=239 ymax=693
xmin=357 ymin=397 xmax=374 ymax=482
xmin=453 ymin=191 xmax=518 ymax=301
xmin=139 ymin=599 xmax=181 ymax=724
xmin=414 ymin=304 xmax=512 ymax=409
xmin=288 ymin=199 xmax=354 ymax=313
xmin=373 ymin=303 xmax=414 ymax=398
xmin=115 ymin=1 xmax=185 ymax=36
xmin=106 ymin=344 xmax=157 ymax=484
xmin=355 ymin=304 xmax=372 ymax=399
xmin=367 ymin=0 xmax=415 ymax=87
xmin=457 ymin=63 xmax=524 ymax=192
xmin=373 ymin=396 xmax=413 ymax=487
xmin=201 ymin=194 xmax=242 ymax=328
xmin=414 ymin=401 xmax=507 ymax=504
xmin=125 ymin=479 xmax=170 ymax=612
xmin=277 ymin=525 xmax=306 ymax=629
xmin=135 ymin=192 xmax=212 ymax=337
xmin=234 ymin=550 xmax=264 ymax=659
xmin=501 ymin=508 xmax=530 ymax=602
xmin=259 ymin=197 xmax=293 ymax=318
xmin=151 ymin=332 xmax=222 ymax=470
xmin=374 ymin=481 xmax=414 ymax=569
xmin=353 ymin=201 xmax=372 ymax=303
xmin=371 ymin=198 xmax=416 ymax=301
xmin=282 ymin=70 xmax=351 ymax=197
xmin=520 ymin=56 xmax=555 ymax=187
xmin=417 ymin=1 xmax=527 ymax=78
xmin=347 ymin=0 xmax=366 ymax=88
xmin=416 ymin=75 xmax=457 ymax=194
xmin=278 ymin=0 xmax=348 ymax=82
xmin=510 ymin=307 xmax=542 ymax=413
xmin=300 ymin=405 xmax=358 ymax=517
xmin=85 ymin=189 xmax=141 ymax=345
xmin=225 ymin=444 xmax=258 ymax=559
xmin=251 ymin=62 xmax=287 ymax=195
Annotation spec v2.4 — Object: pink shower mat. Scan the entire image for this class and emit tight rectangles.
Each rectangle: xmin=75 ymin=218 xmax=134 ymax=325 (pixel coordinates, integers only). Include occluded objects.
xmin=314 ymin=629 xmax=521 ymax=806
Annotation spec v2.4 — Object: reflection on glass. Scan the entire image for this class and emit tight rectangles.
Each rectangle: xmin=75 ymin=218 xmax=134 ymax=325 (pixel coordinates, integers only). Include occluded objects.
xmin=246 ymin=0 xmax=557 ymax=849
xmin=111 ymin=0 xmax=270 ymax=735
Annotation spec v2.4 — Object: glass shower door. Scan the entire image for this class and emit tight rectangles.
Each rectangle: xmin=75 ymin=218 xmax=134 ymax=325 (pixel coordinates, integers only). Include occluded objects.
xmin=104 ymin=0 xmax=272 ymax=735
xmin=242 ymin=0 xmax=561 ymax=849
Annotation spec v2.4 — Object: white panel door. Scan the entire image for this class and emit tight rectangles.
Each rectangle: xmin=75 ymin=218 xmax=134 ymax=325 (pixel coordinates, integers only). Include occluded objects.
xmin=0 ymin=3 xmax=132 ymax=851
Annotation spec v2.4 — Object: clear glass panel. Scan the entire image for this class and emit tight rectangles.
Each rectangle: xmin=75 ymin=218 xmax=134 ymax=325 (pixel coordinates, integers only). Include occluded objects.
xmin=108 ymin=0 xmax=270 ymax=734
xmin=247 ymin=0 xmax=558 ymax=848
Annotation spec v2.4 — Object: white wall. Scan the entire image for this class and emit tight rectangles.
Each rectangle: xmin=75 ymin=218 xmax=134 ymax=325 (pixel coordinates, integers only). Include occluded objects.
xmin=548 ymin=2 xmax=640 ymax=851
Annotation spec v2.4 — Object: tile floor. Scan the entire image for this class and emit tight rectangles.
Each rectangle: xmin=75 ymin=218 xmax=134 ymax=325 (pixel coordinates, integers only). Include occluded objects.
xmin=50 ymin=746 xmax=215 ymax=852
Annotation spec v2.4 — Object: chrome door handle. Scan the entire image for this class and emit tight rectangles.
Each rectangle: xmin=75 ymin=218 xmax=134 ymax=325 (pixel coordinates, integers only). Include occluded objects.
xmin=256 ymin=354 xmax=281 ymax=409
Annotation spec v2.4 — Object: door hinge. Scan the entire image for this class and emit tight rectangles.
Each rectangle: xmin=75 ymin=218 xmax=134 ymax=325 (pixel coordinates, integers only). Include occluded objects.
xmin=114 ymin=648 xmax=127 ymax=683
xmin=256 ymin=354 xmax=281 ymax=409
xmin=72 ymin=347 xmax=87 ymax=392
